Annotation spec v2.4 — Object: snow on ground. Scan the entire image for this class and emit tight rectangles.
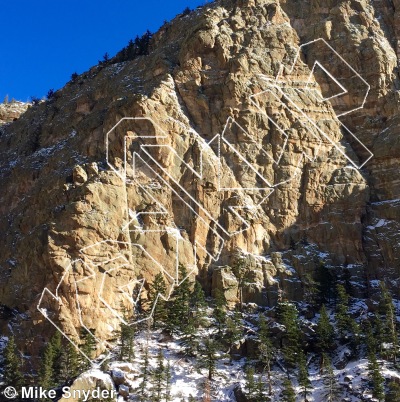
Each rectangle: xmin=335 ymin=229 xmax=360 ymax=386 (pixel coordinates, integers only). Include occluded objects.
xmin=108 ymin=329 xmax=247 ymax=401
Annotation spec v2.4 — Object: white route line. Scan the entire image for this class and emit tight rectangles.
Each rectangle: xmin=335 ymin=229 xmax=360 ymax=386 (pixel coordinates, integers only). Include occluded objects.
xmin=276 ymin=38 xmax=371 ymax=117
xmin=38 ymin=38 xmax=374 ymax=366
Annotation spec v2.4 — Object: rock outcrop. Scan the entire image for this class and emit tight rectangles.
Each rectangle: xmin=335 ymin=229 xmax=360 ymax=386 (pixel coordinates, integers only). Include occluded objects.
xmin=0 ymin=0 xmax=399 ymax=362
xmin=0 ymin=101 xmax=29 ymax=125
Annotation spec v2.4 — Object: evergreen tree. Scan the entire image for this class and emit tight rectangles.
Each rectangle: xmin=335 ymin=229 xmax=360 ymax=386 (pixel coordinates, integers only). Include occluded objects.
xmin=225 ymin=310 xmax=242 ymax=354
xmin=47 ymin=89 xmax=55 ymax=100
xmin=278 ymin=302 xmax=301 ymax=367
xmin=39 ymin=339 xmax=55 ymax=389
xmin=341 ymin=268 xmax=353 ymax=295
xmin=167 ymin=264 xmax=192 ymax=334
xmin=138 ymin=346 xmax=150 ymax=402
xmin=190 ymin=280 xmax=207 ymax=328
xmin=149 ymin=273 xmax=168 ymax=328
xmin=321 ymin=354 xmax=341 ymax=402
xmin=281 ymin=378 xmax=296 ymax=402
xmin=379 ymin=283 xmax=398 ymax=363
xmin=181 ymin=313 xmax=199 ymax=356
xmin=372 ymin=314 xmax=384 ymax=356
xmin=213 ymin=289 xmax=227 ymax=337
xmin=298 ymin=352 xmax=311 ymax=401
xmin=134 ymin=30 xmax=152 ymax=56
xmin=244 ymin=366 xmax=257 ymax=399
xmin=39 ymin=331 xmax=63 ymax=388
xmin=368 ymin=353 xmax=385 ymax=401
xmin=102 ymin=52 xmax=109 ymax=63
xmin=386 ymin=379 xmax=400 ymax=402
xmin=59 ymin=341 xmax=80 ymax=382
xmin=258 ymin=313 xmax=275 ymax=395
xmin=255 ymin=374 xmax=267 ymax=402
xmin=335 ymin=284 xmax=360 ymax=352
xmin=199 ymin=339 xmax=218 ymax=381
xmin=151 ymin=349 xmax=165 ymax=402
xmin=303 ymin=272 xmax=319 ymax=310
xmin=79 ymin=328 xmax=96 ymax=371
xmin=51 ymin=331 xmax=62 ymax=383
xmin=316 ymin=304 xmax=334 ymax=365
xmin=125 ymin=39 xmax=135 ymax=60
xmin=365 ymin=320 xmax=377 ymax=357
xmin=118 ymin=307 xmax=135 ymax=361
xmin=164 ymin=359 xmax=172 ymax=402
xmin=3 ymin=336 xmax=23 ymax=389
xmin=231 ymin=257 xmax=247 ymax=309
xmin=335 ymin=284 xmax=350 ymax=338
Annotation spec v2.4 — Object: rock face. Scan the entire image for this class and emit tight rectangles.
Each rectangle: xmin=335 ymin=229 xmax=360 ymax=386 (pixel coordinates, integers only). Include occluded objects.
xmin=0 ymin=101 xmax=29 ymax=125
xmin=0 ymin=0 xmax=399 ymax=361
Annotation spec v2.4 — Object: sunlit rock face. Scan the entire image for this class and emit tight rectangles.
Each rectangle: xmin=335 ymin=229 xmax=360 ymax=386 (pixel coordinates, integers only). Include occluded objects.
xmin=0 ymin=0 xmax=398 ymax=359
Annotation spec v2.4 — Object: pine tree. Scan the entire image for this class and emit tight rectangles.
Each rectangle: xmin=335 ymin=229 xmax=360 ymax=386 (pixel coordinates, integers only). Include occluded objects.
xmin=149 ymin=273 xmax=168 ymax=328
xmin=118 ymin=307 xmax=135 ymax=361
xmin=213 ymin=289 xmax=227 ymax=337
xmin=321 ymin=354 xmax=341 ymax=402
xmin=138 ymin=346 xmax=150 ymax=402
xmin=167 ymin=264 xmax=192 ymax=334
xmin=303 ymin=272 xmax=319 ymax=310
xmin=336 ymin=284 xmax=351 ymax=338
xmin=365 ymin=320 xmax=377 ymax=357
xmin=316 ymin=304 xmax=334 ymax=365
xmin=119 ymin=322 xmax=135 ymax=361
xmin=368 ymin=353 xmax=385 ymax=401
xmin=164 ymin=359 xmax=172 ymax=402
xmin=225 ymin=310 xmax=242 ymax=355
xmin=372 ymin=314 xmax=384 ymax=356
xmin=79 ymin=328 xmax=96 ymax=371
xmin=51 ymin=331 xmax=62 ymax=383
xmin=298 ymin=352 xmax=312 ymax=402
xmin=102 ymin=52 xmax=109 ymax=63
xmin=47 ymin=89 xmax=55 ymax=100
xmin=190 ymin=280 xmax=207 ymax=328
xmin=386 ymin=379 xmax=400 ymax=402
xmin=281 ymin=377 xmax=296 ymax=402
xmin=59 ymin=341 xmax=80 ymax=382
xmin=199 ymin=339 xmax=218 ymax=381
xmin=379 ymin=283 xmax=398 ymax=363
xmin=39 ymin=340 xmax=55 ymax=389
xmin=151 ymin=349 xmax=165 ymax=402
xmin=258 ymin=313 xmax=275 ymax=395
xmin=3 ymin=336 xmax=23 ymax=389
xmin=335 ymin=284 xmax=360 ymax=352
xmin=244 ymin=366 xmax=257 ymax=399
xmin=231 ymin=257 xmax=247 ymax=310
xmin=181 ymin=313 xmax=199 ymax=356
xmin=278 ymin=302 xmax=301 ymax=367
xmin=255 ymin=374 xmax=267 ymax=402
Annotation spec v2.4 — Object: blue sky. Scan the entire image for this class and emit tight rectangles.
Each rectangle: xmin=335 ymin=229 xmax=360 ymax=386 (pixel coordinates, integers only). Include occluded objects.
xmin=0 ymin=0 xmax=207 ymax=102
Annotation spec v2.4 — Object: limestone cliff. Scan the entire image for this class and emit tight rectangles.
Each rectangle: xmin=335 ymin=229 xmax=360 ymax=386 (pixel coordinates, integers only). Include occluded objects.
xmin=0 ymin=0 xmax=399 ymax=360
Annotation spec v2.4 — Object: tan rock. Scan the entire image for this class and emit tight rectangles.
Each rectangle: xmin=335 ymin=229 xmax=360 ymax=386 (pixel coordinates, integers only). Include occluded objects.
xmin=73 ymin=165 xmax=88 ymax=185
xmin=0 ymin=0 xmax=398 ymax=362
